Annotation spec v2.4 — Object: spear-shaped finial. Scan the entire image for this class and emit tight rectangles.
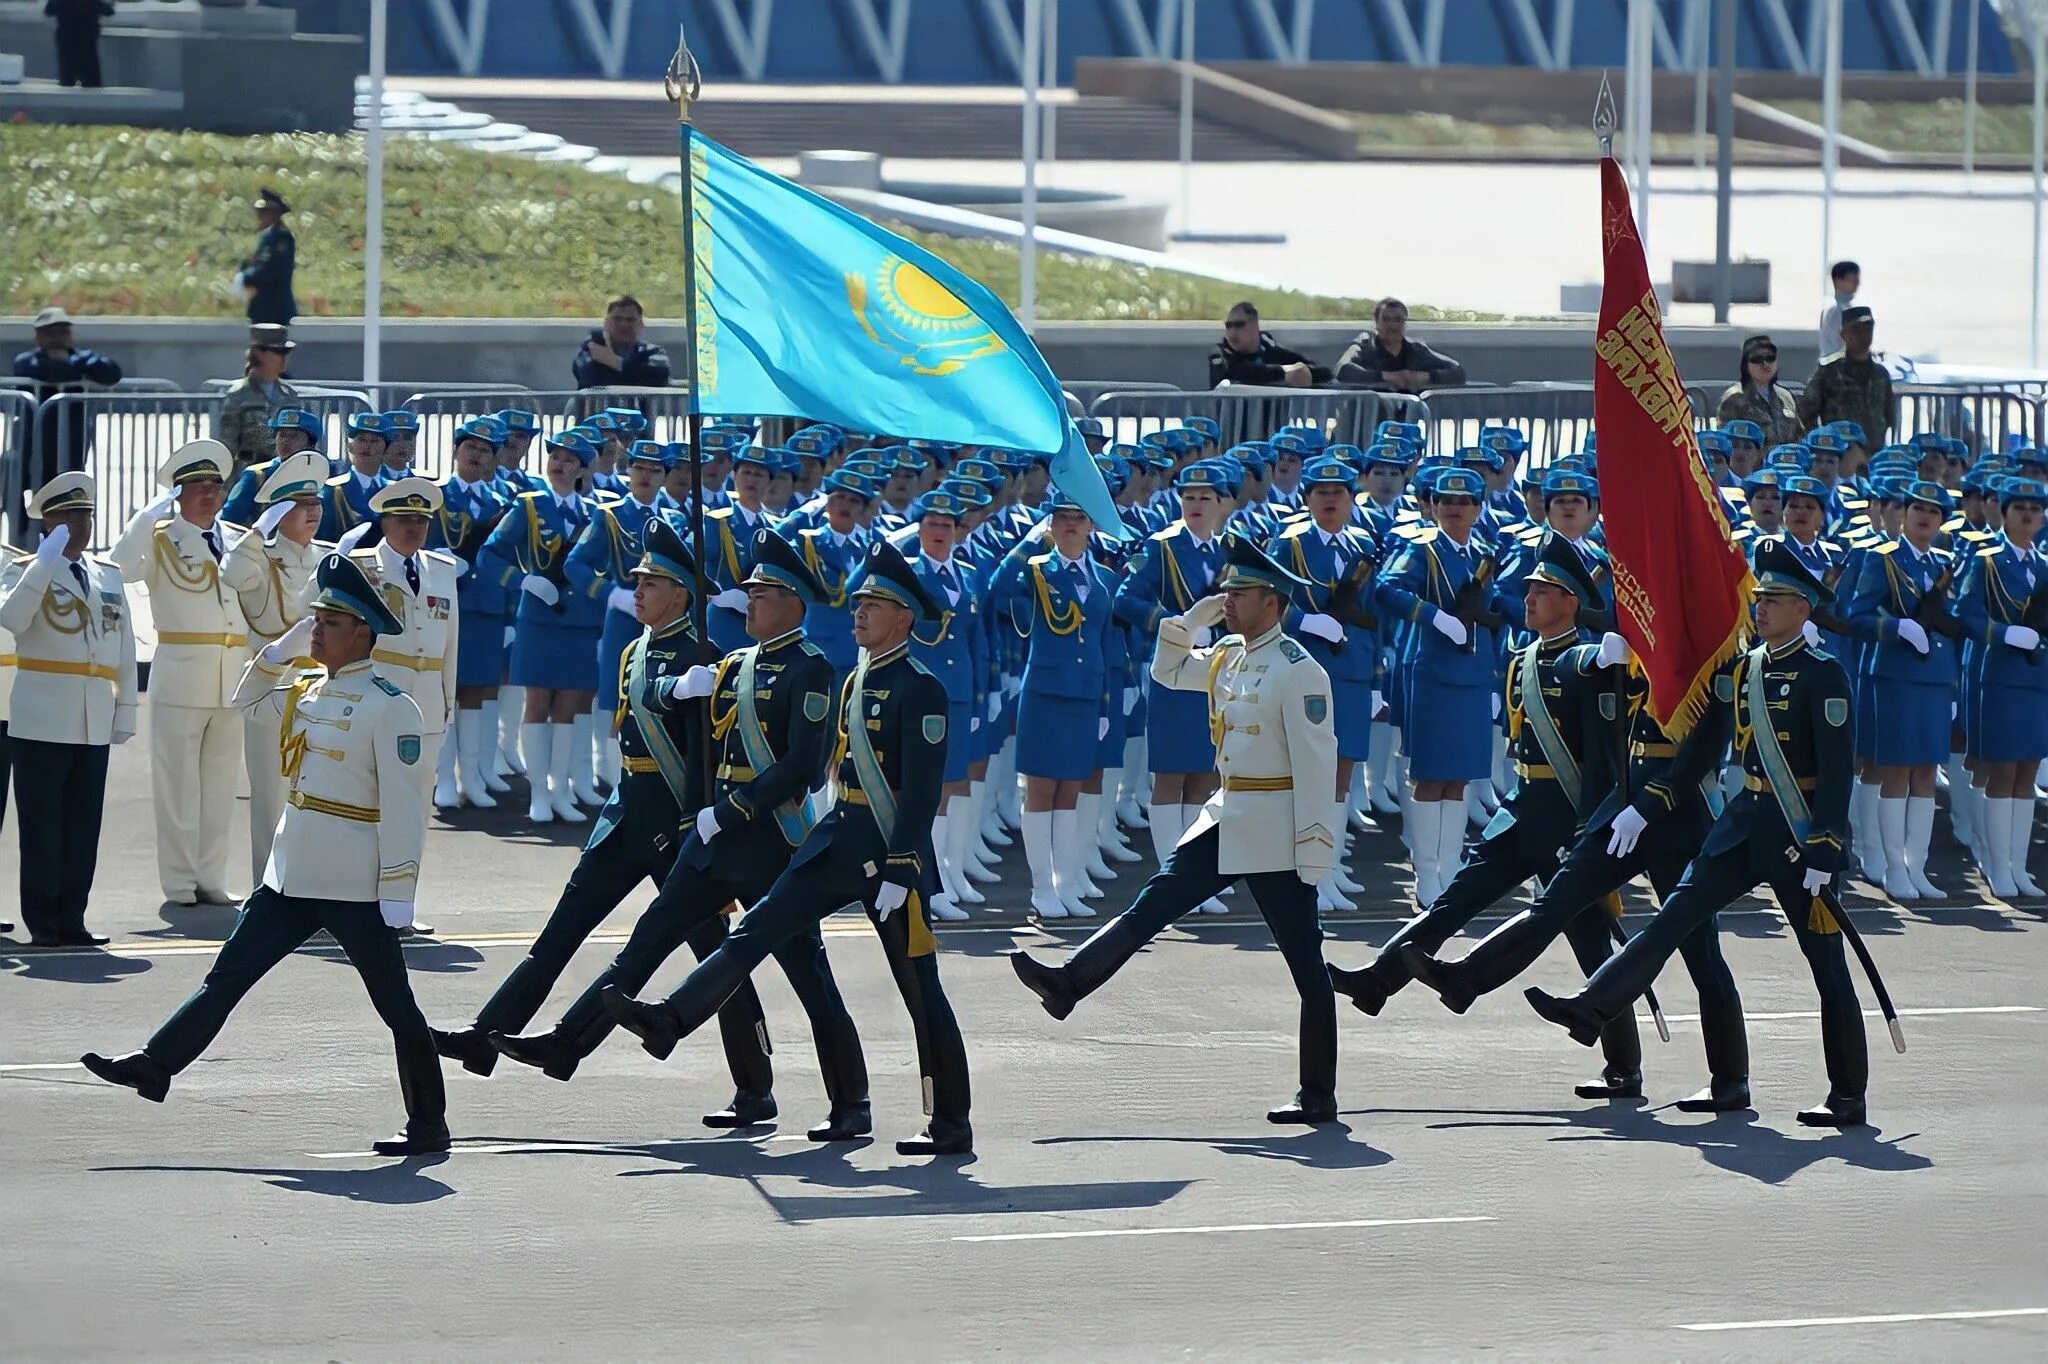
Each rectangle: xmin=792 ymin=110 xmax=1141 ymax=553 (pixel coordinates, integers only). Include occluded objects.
xmin=1593 ymin=71 xmax=1618 ymax=159
xmin=666 ymin=23 xmax=703 ymax=125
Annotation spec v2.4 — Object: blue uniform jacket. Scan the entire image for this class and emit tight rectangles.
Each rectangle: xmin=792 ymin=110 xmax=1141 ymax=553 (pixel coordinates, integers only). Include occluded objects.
xmin=1956 ymin=536 xmax=2048 ymax=692
xmin=1374 ymin=526 xmax=1504 ymax=690
xmin=1271 ymin=518 xmax=1381 ymax=685
xmin=478 ymin=490 xmax=600 ymax=630
xmin=990 ymin=541 xmax=1113 ymax=703
xmin=1841 ymin=539 xmax=1960 ymax=685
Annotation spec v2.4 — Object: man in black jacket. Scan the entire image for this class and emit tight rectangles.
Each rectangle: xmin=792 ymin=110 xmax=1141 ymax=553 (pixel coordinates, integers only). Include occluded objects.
xmin=12 ymin=307 xmax=122 ymax=489
xmin=1209 ymin=301 xmax=1329 ymax=389
xmin=1335 ymin=297 xmax=1465 ymax=393
xmin=573 ymin=294 xmax=672 ymax=390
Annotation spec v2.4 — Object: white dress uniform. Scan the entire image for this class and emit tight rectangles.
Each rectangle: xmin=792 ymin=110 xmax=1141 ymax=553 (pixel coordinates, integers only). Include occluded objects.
xmin=349 ymin=537 xmax=460 ymax=808
xmin=110 ymin=441 xmax=250 ymax=904
xmin=218 ymin=451 xmax=329 ymax=885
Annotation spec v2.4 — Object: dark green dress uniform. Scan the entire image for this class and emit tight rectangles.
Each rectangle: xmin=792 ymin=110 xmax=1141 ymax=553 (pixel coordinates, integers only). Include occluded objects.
xmin=1330 ymin=535 xmax=1646 ymax=1092
xmin=490 ymin=532 xmax=871 ymax=1142
xmin=1529 ymin=540 xmax=1867 ymax=1127
xmin=604 ymin=540 xmax=973 ymax=1157
xmin=434 ymin=522 xmax=782 ymax=1125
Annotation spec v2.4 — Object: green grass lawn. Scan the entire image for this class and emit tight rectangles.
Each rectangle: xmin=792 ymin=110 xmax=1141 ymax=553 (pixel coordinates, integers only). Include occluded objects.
xmin=1770 ymin=98 xmax=2042 ymax=157
xmin=0 ymin=124 xmax=1458 ymax=323
xmin=1345 ymin=110 xmax=1781 ymax=159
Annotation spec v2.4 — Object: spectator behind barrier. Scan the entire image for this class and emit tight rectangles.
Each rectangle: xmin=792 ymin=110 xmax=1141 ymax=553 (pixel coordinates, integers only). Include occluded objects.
xmin=574 ymin=294 xmax=673 ymax=390
xmin=214 ymin=325 xmax=302 ymax=476
xmin=1819 ymin=259 xmax=1860 ymax=358
xmin=12 ymin=306 xmax=122 ymax=488
xmin=1334 ymin=297 xmax=1465 ymax=394
xmin=1208 ymin=301 xmax=1329 ymax=389
xmin=1715 ymin=333 xmax=1802 ymax=447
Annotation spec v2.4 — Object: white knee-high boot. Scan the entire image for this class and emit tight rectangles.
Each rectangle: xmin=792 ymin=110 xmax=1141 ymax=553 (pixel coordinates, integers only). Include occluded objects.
xmin=1879 ymin=796 xmax=1915 ymax=899
xmin=945 ymin=796 xmax=986 ymax=904
xmin=454 ymin=709 xmax=498 ymax=809
xmin=1947 ymin=760 xmax=1977 ymax=851
xmin=928 ymin=811 xmax=968 ymax=920
xmin=476 ymin=699 xmax=512 ymax=791
xmin=1023 ymin=810 xmax=1063 ymax=919
xmin=498 ymin=687 xmax=526 ymax=774
xmin=569 ymin=710 xmax=603 ymax=805
xmin=1050 ymin=808 xmax=1095 ymax=917
xmin=433 ymin=728 xmax=461 ymax=809
xmin=523 ymin=721 xmax=555 ymax=823
xmin=548 ymin=723 xmax=586 ymax=823
xmin=1367 ymin=723 xmax=1400 ymax=812
xmin=2011 ymin=797 xmax=2042 ymax=897
xmin=1149 ymin=801 xmax=1185 ymax=867
xmin=1117 ymin=737 xmax=1149 ymax=826
xmin=1852 ymin=783 xmax=1887 ymax=885
xmin=1905 ymin=795 xmax=1940 ymax=898
xmin=1332 ymin=828 xmax=1365 ymax=895
xmin=1436 ymin=799 xmax=1468 ymax=895
xmin=1408 ymin=799 xmax=1442 ymax=908
xmin=1981 ymin=797 xmax=2018 ymax=897
xmin=1079 ymin=792 xmax=1115 ymax=887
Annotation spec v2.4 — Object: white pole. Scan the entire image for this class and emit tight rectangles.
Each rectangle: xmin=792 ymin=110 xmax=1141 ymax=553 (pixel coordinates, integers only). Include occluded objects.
xmin=1042 ymin=0 xmax=1057 ymax=163
xmin=364 ymin=0 xmax=386 ymax=387
xmin=1692 ymin=0 xmax=1710 ymax=172
xmin=1964 ymin=0 xmax=1981 ymax=177
xmin=1177 ymin=0 xmax=1195 ymax=233
xmin=1821 ymin=0 xmax=1841 ymax=288
xmin=1627 ymin=0 xmax=1652 ymax=249
xmin=2032 ymin=23 xmax=2045 ymax=366
xmin=1021 ymin=0 xmax=1041 ymax=332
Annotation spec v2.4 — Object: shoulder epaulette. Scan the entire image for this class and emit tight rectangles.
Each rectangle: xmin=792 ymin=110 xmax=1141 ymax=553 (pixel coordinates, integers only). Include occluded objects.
xmin=706 ymin=505 xmax=734 ymax=521
xmin=323 ymin=473 xmax=352 ymax=488
xmin=907 ymin=655 xmax=935 ymax=679
xmin=1978 ymin=544 xmax=2004 ymax=557
xmin=1148 ymin=524 xmax=1181 ymax=543
xmin=1872 ymin=540 xmax=1900 ymax=555
xmin=518 ymin=489 xmax=549 ymax=502
xmin=1277 ymin=636 xmax=1307 ymax=663
xmin=372 ymin=675 xmax=405 ymax=696
xmin=423 ymin=548 xmax=460 ymax=566
xmin=1405 ymin=525 xmax=1440 ymax=544
xmin=1278 ymin=520 xmax=1315 ymax=541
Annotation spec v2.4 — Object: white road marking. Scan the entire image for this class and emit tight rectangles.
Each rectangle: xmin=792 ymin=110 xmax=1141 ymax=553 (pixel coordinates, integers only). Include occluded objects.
xmin=1676 ymin=1307 xmax=2048 ymax=1332
xmin=953 ymin=1214 xmax=1494 ymax=1243
xmin=1660 ymin=1005 xmax=2041 ymax=1023
xmin=0 ymin=1062 xmax=85 ymax=1073
xmin=304 ymin=1134 xmax=812 ymax=1159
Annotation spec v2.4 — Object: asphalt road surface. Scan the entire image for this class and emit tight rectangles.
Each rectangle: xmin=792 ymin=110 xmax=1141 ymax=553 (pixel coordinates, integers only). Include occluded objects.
xmin=4 ymin=732 xmax=2045 ymax=1361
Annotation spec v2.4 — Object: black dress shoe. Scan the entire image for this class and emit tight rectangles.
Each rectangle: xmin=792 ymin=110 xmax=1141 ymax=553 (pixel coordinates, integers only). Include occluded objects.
xmin=703 ymin=1089 xmax=778 ymax=1129
xmin=1524 ymin=987 xmax=1603 ymax=1047
xmin=1266 ymin=1092 xmax=1339 ymax=1125
xmin=28 ymin=931 xmax=62 ymax=948
xmin=195 ymin=887 xmax=238 ymax=907
xmin=1673 ymin=1078 xmax=1753 ymax=1113
xmin=81 ymin=1051 xmax=170 ymax=1103
xmin=808 ymin=1101 xmax=873 ymax=1143
xmin=1573 ymin=1068 xmax=1644 ymax=1100
xmin=372 ymin=1125 xmax=452 ymax=1156
xmin=396 ymin=922 xmax=435 ymax=938
xmin=1009 ymin=951 xmax=1077 ymax=1021
xmin=431 ymin=1026 xmax=499 ymax=1077
xmin=1327 ymin=963 xmax=1389 ymax=1017
xmin=601 ymin=985 xmax=681 ymax=1060
xmin=55 ymin=930 xmax=111 ymax=947
xmin=896 ymin=1118 xmax=973 ymax=1156
xmin=1796 ymin=1094 xmax=1868 ymax=1128
xmin=1399 ymin=944 xmax=1476 ymax=1014
xmin=488 ymin=1029 xmax=579 ymax=1081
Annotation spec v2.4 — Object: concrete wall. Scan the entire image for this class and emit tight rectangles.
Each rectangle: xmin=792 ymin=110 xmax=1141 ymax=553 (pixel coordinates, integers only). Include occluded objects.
xmin=1 ymin=316 xmax=1816 ymax=402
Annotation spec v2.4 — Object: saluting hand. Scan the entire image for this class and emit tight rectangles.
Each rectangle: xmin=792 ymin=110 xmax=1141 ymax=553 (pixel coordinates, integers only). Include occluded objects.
xmin=34 ymin=523 xmax=70 ymax=567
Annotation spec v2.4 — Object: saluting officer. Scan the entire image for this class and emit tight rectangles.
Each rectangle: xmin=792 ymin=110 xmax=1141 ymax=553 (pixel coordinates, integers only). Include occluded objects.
xmin=112 ymin=439 xmax=249 ymax=907
xmin=2 ymin=473 xmax=138 ymax=946
xmin=1011 ymin=537 xmax=1343 ymax=1125
xmin=1528 ymin=539 xmax=1867 ymax=1127
xmin=484 ymin=528 xmax=873 ymax=1141
xmin=219 ymin=450 xmax=329 ymax=886
xmin=351 ymin=479 xmax=461 ymax=818
xmin=83 ymin=554 xmax=448 ymax=1156
xmin=604 ymin=539 xmax=975 ymax=1157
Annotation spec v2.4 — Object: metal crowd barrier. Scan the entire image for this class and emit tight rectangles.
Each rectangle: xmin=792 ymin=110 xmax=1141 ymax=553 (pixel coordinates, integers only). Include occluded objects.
xmin=1 ymin=390 xmax=38 ymax=547
xmin=1087 ymin=385 xmax=1422 ymax=450
xmin=1893 ymin=384 xmax=2044 ymax=453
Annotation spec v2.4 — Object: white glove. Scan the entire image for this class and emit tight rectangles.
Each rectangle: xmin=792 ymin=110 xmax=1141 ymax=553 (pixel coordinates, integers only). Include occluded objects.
xmin=1596 ymin=631 xmax=1630 ymax=668
xmin=1371 ymin=690 xmax=1386 ymax=719
xmin=1182 ymin=594 xmax=1227 ymax=632
xmin=1098 ymin=716 xmax=1111 ymax=740
xmin=1895 ymin=617 xmax=1930 ymax=655
xmin=1430 ymin=609 xmax=1469 ymax=646
xmin=874 ymin=880 xmax=909 ymax=921
xmin=1605 ymin=805 xmax=1648 ymax=858
xmin=379 ymin=898 xmax=415 ymax=929
xmin=503 ymin=625 xmax=517 ymax=648
xmin=665 ymin=663 xmax=717 ymax=702
xmin=1192 ymin=626 xmax=1217 ymax=648
xmin=34 ymin=522 xmax=70 ymax=567
xmin=146 ymin=489 xmax=178 ymax=519
xmin=1800 ymin=867 xmax=1829 ymax=895
xmin=1298 ymin=612 xmax=1343 ymax=644
xmin=1025 ymin=514 xmax=1053 ymax=543
xmin=255 ymin=501 xmax=293 ymax=537
xmin=111 ymin=721 xmax=135 ymax=746
xmin=607 ymin=585 xmax=636 ymax=615
xmin=337 ymin=522 xmax=376 ymax=552
xmin=1002 ymin=675 xmax=1022 ymax=699
xmin=695 ymin=804 xmax=721 ymax=844
xmin=712 ymin=588 xmax=749 ymax=611
xmin=969 ymin=715 xmax=981 ymax=732
xmin=1801 ymin=618 xmax=1822 ymax=648
xmin=1491 ymin=693 xmax=1502 ymax=720
xmin=263 ymin=616 xmax=316 ymax=663
xmin=2004 ymin=624 xmax=2041 ymax=651
xmin=520 ymin=574 xmax=560 ymax=606
xmin=1123 ymin=686 xmax=1139 ymax=715
xmin=987 ymin=693 xmax=1002 ymax=722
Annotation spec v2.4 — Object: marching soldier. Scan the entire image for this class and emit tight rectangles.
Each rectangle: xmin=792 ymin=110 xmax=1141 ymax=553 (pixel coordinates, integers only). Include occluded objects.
xmin=1527 ymin=539 xmax=1867 ymax=1127
xmin=83 ymin=553 xmax=449 ymax=1156
xmin=112 ymin=439 xmax=249 ymax=906
xmin=350 ymin=480 xmax=461 ymax=818
xmin=219 ymin=450 xmax=329 ymax=886
xmin=1 ymin=473 xmax=138 ymax=946
xmin=478 ymin=528 xmax=873 ymax=1140
xmin=603 ymin=539 xmax=975 ymax=1157
xmin=1011 ymin=537 xmax=1343 ymax=1125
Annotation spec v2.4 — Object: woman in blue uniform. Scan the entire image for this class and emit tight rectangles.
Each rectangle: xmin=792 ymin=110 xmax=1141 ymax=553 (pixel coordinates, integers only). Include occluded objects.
xmin=479 ymin=427 xmax=602 ymax=825
xmin=991 ymin=492 xmax=1115 ymax=922
xmin=566 ymin=438 xmax=673 ymax=798
xmin=437 ymin=416 xmax=514 ymax=808
xmin=1956 ymin=475 xmax=2048 ymax=898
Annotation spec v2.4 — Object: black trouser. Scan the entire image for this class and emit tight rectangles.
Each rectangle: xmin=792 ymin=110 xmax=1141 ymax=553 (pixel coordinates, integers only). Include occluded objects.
xmin=1060 ymin=824 xmax=1337 ymax=1103
xmin=1578 ymin=847 xmax=1867 ymax=1102
xmin=12 ymin=737 xmax=108 ymax=939
xmin=548 ymin=853 xmax=869 ymax=1112
xmin=1361 ymin=823 xmax=1642 ymax=1074
xmin=146 ymin=887 xmax=444 ymax=1132
xmin=55 ymin=30 xmax=103 ymax=88
xmin=659 ymin=855 xmax=969 ymax=1125
xmin=0 ymin=720 xmax=11 ymax=833
xmin=472 ymin=835 xmax=776 ymax=1097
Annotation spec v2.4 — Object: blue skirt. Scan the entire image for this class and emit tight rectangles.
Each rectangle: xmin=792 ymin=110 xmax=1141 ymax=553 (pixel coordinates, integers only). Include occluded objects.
xmin=945 ymin=698 xmax=973 ymax=784
xmin=1333 ymin=676 xmax=1373 ymax=762
xmin=1017 ymin=691 xmax=1099 ymax=781
xmin=511 ymin=617 xmax=600 ymax=692
xmin=456 ymin=609 xmax=509 ymax=688
xmin=593 ymin=607 xmax=640 ymax=711
xmin=1402 ymin=677 xmax=1491 ymax=782
xmin=1972 ymin=682 xmax=2048 ymax=763
xmin=1146 ymin=681 xmax=1215 ymax=775
xmin=1872 ymin=678 xmax=1951 ymax=767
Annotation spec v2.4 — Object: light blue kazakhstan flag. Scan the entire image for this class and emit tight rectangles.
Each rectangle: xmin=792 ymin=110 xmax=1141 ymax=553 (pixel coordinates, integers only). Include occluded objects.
xmin=682 ymin=127 xmax=1125 ymax=537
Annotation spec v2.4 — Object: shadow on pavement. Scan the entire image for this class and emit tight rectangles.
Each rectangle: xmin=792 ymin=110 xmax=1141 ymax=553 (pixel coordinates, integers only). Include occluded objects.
xmin=92 ymin=1155 xmax=456 ymax=1203
xmin=1038 ymin=1122 xmax=1390 ymax=1171
xmin=0 ymin=948 xmax=152 ymax=984
xmin=138 ymin=900 xmax=243 ymax=942
xmin=303 ymin=938 xmax=488 ymax=974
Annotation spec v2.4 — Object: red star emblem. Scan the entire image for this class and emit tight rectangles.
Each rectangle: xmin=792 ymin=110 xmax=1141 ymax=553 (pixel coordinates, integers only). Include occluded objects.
xmin=1604 ymin=200 xmax=1638 ymax=255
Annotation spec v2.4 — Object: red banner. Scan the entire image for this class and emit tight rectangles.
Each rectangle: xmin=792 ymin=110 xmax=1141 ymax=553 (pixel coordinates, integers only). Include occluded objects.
xmin=1593 ymin=157 xmax=1753 ymax=738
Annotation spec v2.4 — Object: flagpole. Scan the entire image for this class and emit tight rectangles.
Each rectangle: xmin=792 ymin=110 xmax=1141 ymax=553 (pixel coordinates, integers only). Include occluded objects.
xmin=668 ymin=28 xmax=713 ymax=762
xmin=364 ymin=0 xmax=387 ymax=386
xmin=1020 ymin=0 xmax=1042 ymax=332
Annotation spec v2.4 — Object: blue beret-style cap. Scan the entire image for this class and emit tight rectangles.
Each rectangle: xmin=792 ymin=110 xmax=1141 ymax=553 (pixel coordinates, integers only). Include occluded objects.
xmin=1696 ymin=429 xmax=1733 ymax=457
xmin=381 ymin=410 xmax=419 ymax=434
xmin=454 ymin=416 xmax=508 ymax=450
xmin=1781 ymin=474 xmax=1830 ymax=502
xmin=345 ymin=412 xmax=391 ymax=440
xmin=1805 ymin=430 xmax=1848 ymax=456
xmin=1456 ymin=445 xmax=1504 ymax=473
xmin=1478 ymin=425 xmax=1528 ymax=456
xmin=626 ymin=439 xmax=671 ymax=469
xmin=1541 ymin=468 xmax=1600 ymax=500
xmin=268 ymin=407 xmax=323 ymax=439
xmin=545 ymin=428 xmax=599 ymax=466
xmin=1766 ymin=444 xmax=1812 ymax=471
xmin=1723 ymin=419 xmax=1765 ymax=446
xmin=1902 ymin=479 xmax=1955 ymax=513
xmin=497 ymin=408 xmax=540 ymax=435
xmin=1300 ymin=456 xmax=1358 ymax=490
xmin=1431 ymin=467 xmax=1487 ymax=500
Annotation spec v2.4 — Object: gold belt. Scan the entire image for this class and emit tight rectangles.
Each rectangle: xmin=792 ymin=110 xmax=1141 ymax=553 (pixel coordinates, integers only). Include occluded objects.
xmin=371 ymin=650 xmax=443 ymax=672
xmin=159 ymin=632 xmax=248 ymax=647
xmin=289 ymin=789 xmax=380 ymax=823
xmin=1744 ymin=773 xmax=1817 ymax=794
xmin=838 ymin=786 xmax=870 ymax=806
xmin=1515 ymin=762 xmax=1557 ymax=780
xmin=1223 ymin=775 xmax=1294 ymax=793
xmin=620 ymin=755 xmax=661 ymax=774
xmin=717 ymin=763 xmax=757 ymax=782
xmin=16 ymin=658 xmax=116 ymax=681
xmin=1630 ymin=742 xmax=1679 ymax=759
xmin=0 ymin=654 xmax=15 ymax=667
